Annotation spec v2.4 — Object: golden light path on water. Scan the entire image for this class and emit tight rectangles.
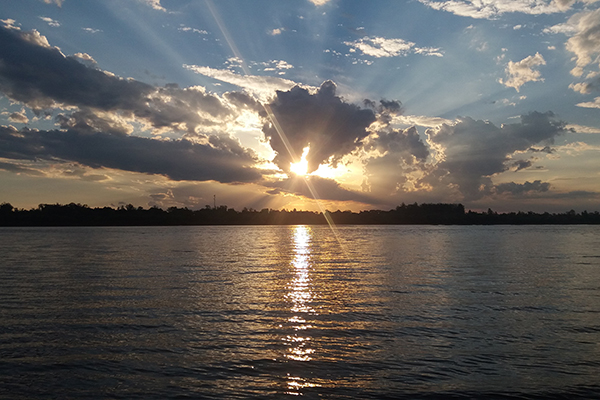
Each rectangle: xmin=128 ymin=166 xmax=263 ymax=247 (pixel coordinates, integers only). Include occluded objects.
xmin=284 ymin=225 xmax=321 ymax=394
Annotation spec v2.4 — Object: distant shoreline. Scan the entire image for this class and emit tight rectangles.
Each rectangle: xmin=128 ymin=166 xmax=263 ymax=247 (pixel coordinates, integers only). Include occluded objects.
xmin=1 ymin=202 xmax=599 ymax=226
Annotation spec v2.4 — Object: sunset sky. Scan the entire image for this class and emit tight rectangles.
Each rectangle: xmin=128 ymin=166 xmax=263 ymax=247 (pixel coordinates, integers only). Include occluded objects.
xmin=1 ymin=0 xmax=599 ymax=213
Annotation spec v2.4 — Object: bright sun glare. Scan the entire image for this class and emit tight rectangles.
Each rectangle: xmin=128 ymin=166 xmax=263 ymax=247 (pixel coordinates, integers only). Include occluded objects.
xmin=290 ymin=146 xmax=310 ymax=176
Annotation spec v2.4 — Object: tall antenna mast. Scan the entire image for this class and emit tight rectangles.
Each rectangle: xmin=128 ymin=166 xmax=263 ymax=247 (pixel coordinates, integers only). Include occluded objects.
xmin=214 ymin=195 xmax=216 ymax=209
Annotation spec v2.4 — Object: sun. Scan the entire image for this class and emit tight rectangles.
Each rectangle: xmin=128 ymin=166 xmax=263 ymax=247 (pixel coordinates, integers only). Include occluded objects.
xmin=290 ymin=146 xmax=310 ymax=176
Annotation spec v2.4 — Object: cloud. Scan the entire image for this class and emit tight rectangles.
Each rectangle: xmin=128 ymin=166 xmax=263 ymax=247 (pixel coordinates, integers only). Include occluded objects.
xmin=0 ymin=125 xmax=263 ymax=183
xmin=344 ymin=36 xmax=443 ymax=58
xmin=0 ymin=25 xmax=236 ymax=134
xmin=392 ymin=114 xmax=453 ymax=127
xmin=142 ymin=0 xmax=166 ymax=12
xmin=569 ymin=77 xmax=600 ymax=93
xmin=576 ymin=96 xmax=600 ymax=108
xmin=7 ymin=110 xmax=29 ymax=124
xmin=41 ymin=0 xmax=64 ymax=6
xmin=510 ymin=159 xmax=533 ymax=171
xmin=417 ymin=0 xmax=563 ymax=19
xmin=269 ymin=28 xmax=284 ymax=36
xmin=262 ymin=81 xmax=378 ymax=173
xmin=266 ymin=175 xmax=377 ymax=205
xmin=494 ymin=180 xmax=551 ymax=195
xmin=499 ymin=53 xmax=546 ymax=91
xmin=184 ymin=64 xmax=299 ymax=101
xmin=363 ymin=126 xmax=431 ymax=196
xmin=308 ymin=0 xmax=331 ymax=5
xmin=178 ymin=26 xmax=208 ymax=35
xmin=567 ymin=123 xmax=600 ymax=133
xmin=82 ymin=27 xmax=102 ymax=34
xmin=565 ymin=8 xmax=600 ymax=77
xmin=424 ymin=111 xmax=569 ymax=199
xmin=39 ymin=16 xmax=60 ymax=27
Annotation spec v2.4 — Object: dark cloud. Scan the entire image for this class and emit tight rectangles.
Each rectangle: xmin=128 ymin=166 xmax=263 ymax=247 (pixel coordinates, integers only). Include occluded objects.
xmin=55 ymin=108 xmax=133 ymax=136
xmin=0 ymin=160 xmax=45 ymax=176
xmin=366 ymin=126 xmax=428 ymax=161
xmin=0 ymin=25 xmax=232 ymax=134
xmin=0 ymin=126 xmax=262 ymax=183
xmin=8 ymin=111 xmax=28 ymax=124
xmin=511 ymin=159 xmax=533 ymax=171
xmin=425 ymin=111 xmax=568 ymax=199
xmin=263 ymin=81 xmax=377 ymax=173
xmin=494 ymin=180 xmax=551 ymax=195
xmin=528 ymin=145 xmax=555 ymax=154
xmin=363 ymin=126 xmax=430 ymax=196
xmin=265 ymin=175 xmax=376 ymax=205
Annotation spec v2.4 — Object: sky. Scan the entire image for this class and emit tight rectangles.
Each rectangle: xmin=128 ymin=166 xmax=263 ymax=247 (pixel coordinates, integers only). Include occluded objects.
xmin=1 ymin=0 xmax=599 ymax=213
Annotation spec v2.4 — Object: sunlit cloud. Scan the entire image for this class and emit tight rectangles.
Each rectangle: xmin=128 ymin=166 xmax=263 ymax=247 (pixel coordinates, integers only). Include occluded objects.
xmin=141 ymin=0 xmax=166 ymax=12
xmin=345 ymin=36 xmax=443 ymax=58
xmin=178 ymin=25 xmax=208 ymax=35
xmin=576 ymin=96 xmax=600 ymax=108
xmin=499 ymin=52 xmax=546 ymax=92
xmin=82 ymin=27 xmax=102 ymax=34
xmin=184 ymin=64 xmax=301 ymax=101
xmin=565 ymin=8 xmax=600 ymax=77
xmin=7 ymin=110 xmax=29 ymax=124
xmin=418 ymin=0 xmax=565 ymax=19
xmin=308 ymin=0 xmax=331 ymax=6
xmin=39 ymin=16 xmax=60 ymax=27
xmin=567 ymin=123 xmax=600 ymax=133
xmin=392 ymin=115 xmax=453 ymax=128
xmin=40 ymin=0 xmax=64 ymax=7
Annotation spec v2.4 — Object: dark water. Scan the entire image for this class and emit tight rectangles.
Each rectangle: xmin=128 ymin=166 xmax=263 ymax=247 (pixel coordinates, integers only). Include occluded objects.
xmin=1 ymin=225 xmax=599 ymax=399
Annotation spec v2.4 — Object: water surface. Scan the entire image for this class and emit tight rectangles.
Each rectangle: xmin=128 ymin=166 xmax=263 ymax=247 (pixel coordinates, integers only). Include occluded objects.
xmin=1 ymin=225 xmax=599 ymax=398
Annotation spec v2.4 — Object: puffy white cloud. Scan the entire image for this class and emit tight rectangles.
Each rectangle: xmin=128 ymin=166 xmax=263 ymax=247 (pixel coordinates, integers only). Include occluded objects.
xmin=308 ymin=0 xmax=331 ymax=6
xmin=499 ymin=52 xmax=546 ymax=91
xmin=418 ymin=0 xmax=560 ymax=19
xmin=565 ymin=8 xmax=600 ymax=77
xmin=345 ymin=36 xmax=443 ymax=58
xmin=39 ymin=16 xmax=60 ymax=27
xmin=142 ymin=0 xmax=166 ymax=12
xmin=576 ymin=96 xmax=600 ymax=108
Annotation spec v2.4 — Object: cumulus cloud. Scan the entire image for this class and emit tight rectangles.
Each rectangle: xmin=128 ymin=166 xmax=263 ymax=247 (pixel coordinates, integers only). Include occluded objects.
xmin=345 ymin=36 xmax=443 ymax=58
xmin=499 ymin=53 xmax=546 ymax=91
xmin=576 ymin=96 xmax=600 ymax=108
xmin=262 ymin=81 xmax=379 ymax=173
xmin=7 ymin=110 xmax=29 ymax=124
xmin=142 ymin=0 xmax=166 ymax=12
xmin=424 ymin=111 xmax=568 ymax=199
xmin=565 ymin=8 xmax=600 ymax=77
xmin=0 ymin=126 xmax=262 ymax=183
xmin=363 ymin=126 xmax=431 ymax=196
xmin=0 ymin=25 xmax=237 ymax=134
xmin=417 ymin=0 xmax=562 ymax=19
xmin=39 ymin=16 xmax=60 ymax=27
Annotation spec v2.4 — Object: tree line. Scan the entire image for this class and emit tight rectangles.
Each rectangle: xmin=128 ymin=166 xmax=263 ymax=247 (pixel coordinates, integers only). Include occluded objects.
xmin=0 ymin=202 xmax=599 ymax=226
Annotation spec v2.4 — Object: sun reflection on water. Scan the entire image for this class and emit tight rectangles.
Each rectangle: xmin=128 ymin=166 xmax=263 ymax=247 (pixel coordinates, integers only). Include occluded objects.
xmin=283 ymin=225 xmax=321 ymax=394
